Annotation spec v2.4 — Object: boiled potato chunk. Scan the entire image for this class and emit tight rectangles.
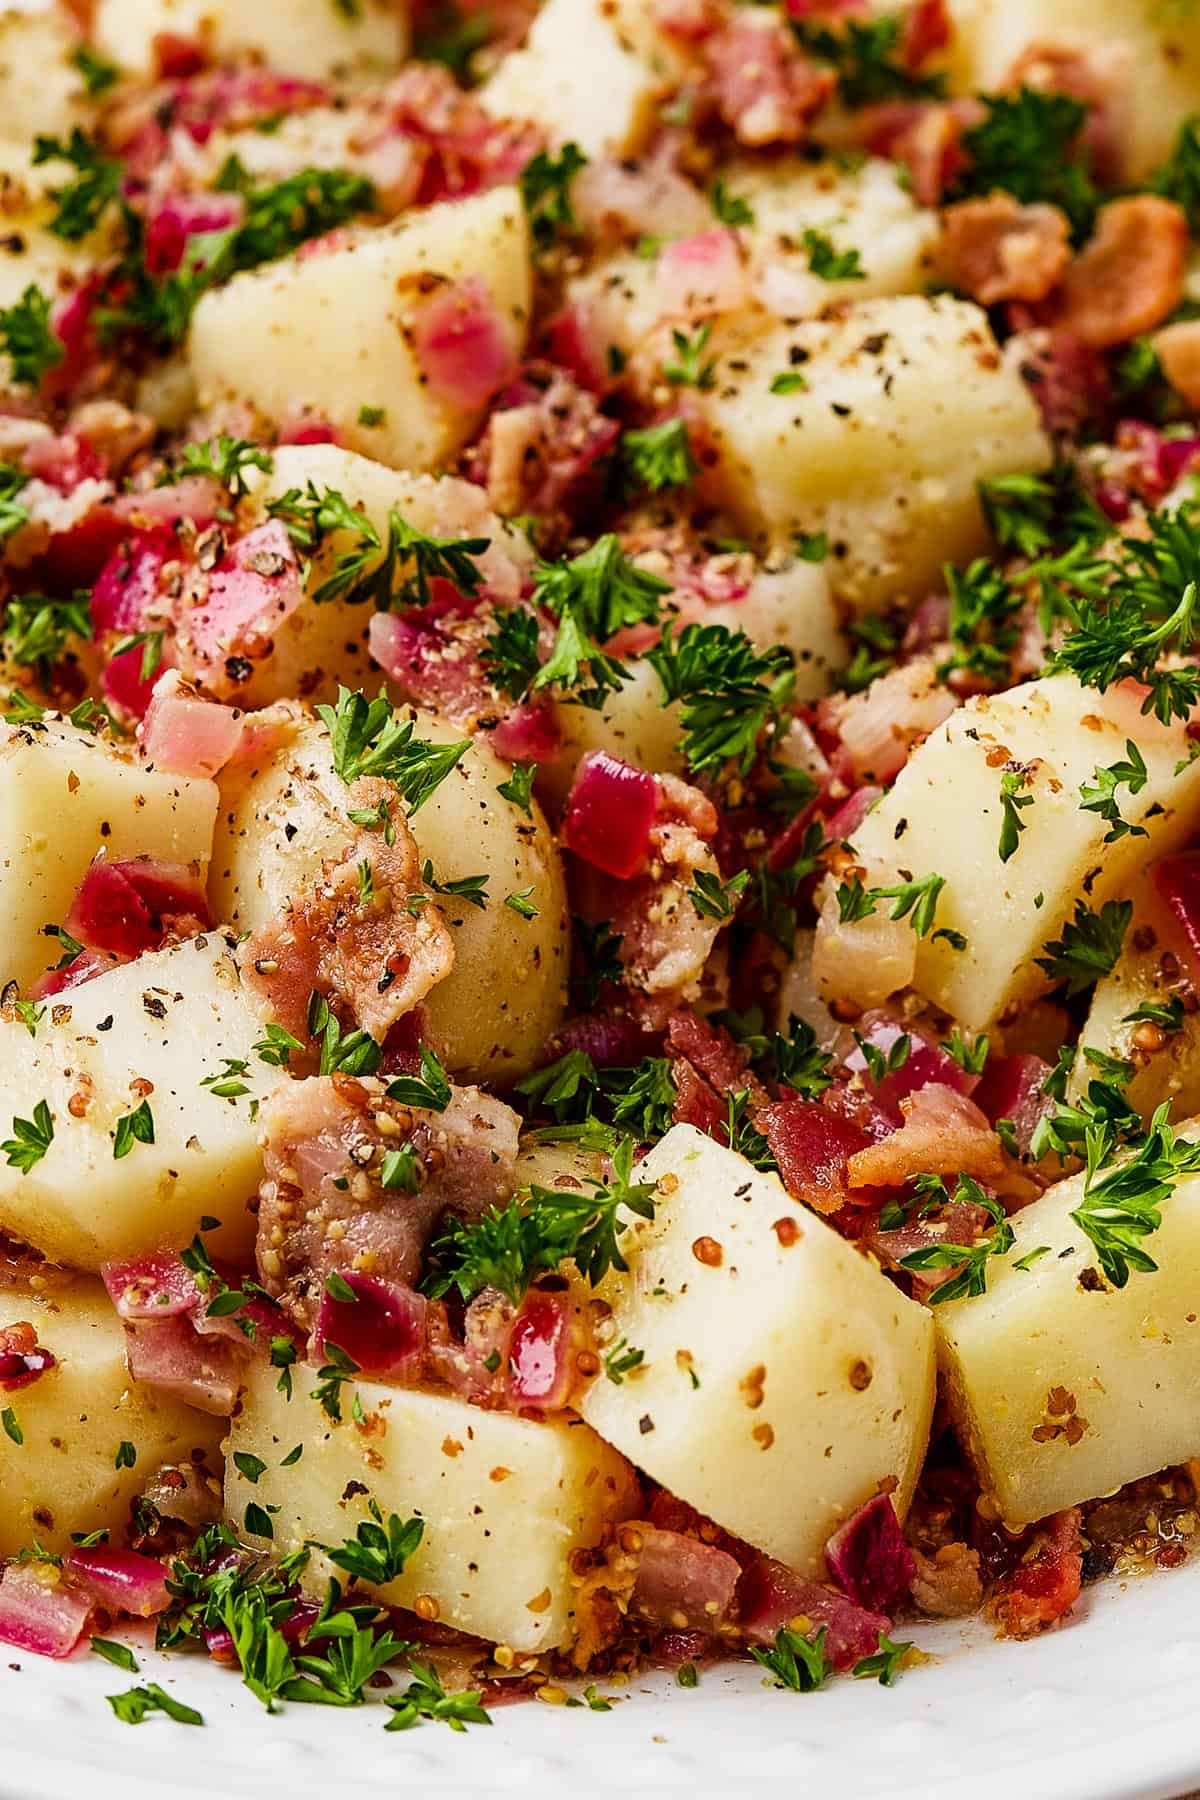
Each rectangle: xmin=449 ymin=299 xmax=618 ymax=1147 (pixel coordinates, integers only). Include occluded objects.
xmin=944 ymin=0 xmax=1200 ymax=182
xmin=0 ymin=714 xmax=217 ymax=992
xmin=227 ymin=1360 xmax=639 ymax=1651
xmin=480 ymin=0 xmax=681 ymax=157
xmin=693 ymin=295 xmax=1051 ymax=612
xmin=232 ymin=443 xmax=532 ymax=708
xmin=0 ymin=8 xmax=88 ymax=147
xmin=92 ymin=0 xmax=407 ymax=82
xmin=209 ymin=708 xmax=569 ymax=1083
xmin=0 ymin=1280 xmax=222 ymax=1558
xmin=540 ymin=556 xmax=843 ymax=803
xmin=937 ymin=1134 xmax=1200 ymax=1524
xmin=0 ymin=935 xmax=274 ymax=1271
xmin=836 ymin=675 xmax=1200 ymax=1031
xmin=189 ymin=188 xmax=531 ymax=473
xmin=578 ymin=1125 xmax=936 ymax=1577
xmin=733 ymin=153 xmax=939 ymax=309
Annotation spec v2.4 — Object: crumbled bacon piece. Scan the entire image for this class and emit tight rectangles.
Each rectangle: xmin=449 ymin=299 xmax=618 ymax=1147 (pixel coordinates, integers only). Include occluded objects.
xmin=846 ymin=1084 xmax=1006 ymax=1189
xmin=703 ymin=10 xmax=835 ymax=147
xmin=990 ymin=1508 xmax=1083 ymax=1638
xmin=256 ymin=1074 xmax=519 ymax=1329
xmin=0 ymin=1321 xmax=56 ymax=1390
xmin=1055 ymin=197 xmax=1188 ymax=350
xmin=938 ymin=196 xmax=1071 ymax=307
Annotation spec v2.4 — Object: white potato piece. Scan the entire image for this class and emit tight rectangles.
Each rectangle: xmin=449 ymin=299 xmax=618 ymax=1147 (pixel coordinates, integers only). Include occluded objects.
xmin=228 ymin=443 xmax=533 ymax=708
xmin=209 ymin=708 xmax=569 ymax=1083
xmin=730 ymin=153 xmax=939 ymax=311
xmin=0 ymin=1279 xmax=223 ymax=1558
xmin=92 ymin=0 xmax=406 ymax=82
xmin=0 ymin=934 xmax=274 ymax=1271
xmin=937 ymin=1131 xmax=1200 ymax=1524
xmin=189 ymin=188 xmax=531 ymax=473
xmin=0 ymin=8 xmax=87 ymax=145
xmin=944 ymin=0 xmax=1200 ymax=183
xmin=480 ymin=0 xmax=682 ymax=158
xmin=227 ymin=1359 xmax=639 ymax=1651
xmin=0 ymin=714 xmax=217 ymax=992
xmin=830 ymin=675 xmax=1200 ymax=1031
xmin=692 ymin=295 xmax=1051 ymax=612
xmin=540 ymin=555 xmax=843 ymax=803
xmin=578 ymin=1125 xmax=936 ymax=1577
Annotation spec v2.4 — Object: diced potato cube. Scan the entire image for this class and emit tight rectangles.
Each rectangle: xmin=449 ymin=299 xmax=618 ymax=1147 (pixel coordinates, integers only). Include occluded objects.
xmin=692 ymin=295 xmax=1051 ymax=612
xmin=209 ymin=708 xmax=569 ymax=1083
xmin=937 ymin=1136 xmax=1200 ymax=1523
xmin=944 ymin=0 xmax=1200 ymax=182
xmin=0 ymin=1279 xmax=222 ymax=1557
xmin=578 ymin=1125 xmax=936 ymax=1577
xmin=480 ymin=0 xmax=682 ymax=157
xmin=732 ymin=153 xmax=939 ymax=308
xmin=232 ymin=442 xmax=533 ymax=708
xmin=0 ymin=8 xmax=88 ymax=146
xmin=227 ymin=1359 xmax=639 ymax=1651
xmin=0 ymin=935 xmax=274 ymax=1271
xmin=92 ymin=0 xmax=407 ymax=82
xmin=189 ymin=188 xmax=531 ymax=473
xmin=836 ymin=675 xmax=1200 ymax=1031
xmin=0 ymin=714 xmax=217 ymax=992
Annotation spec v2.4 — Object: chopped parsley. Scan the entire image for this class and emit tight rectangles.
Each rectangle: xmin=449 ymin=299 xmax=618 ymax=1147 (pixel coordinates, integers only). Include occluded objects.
xmin=1078 ymin=741 xmax=1149 ymax=843
xmin=603 ymin=1338 xmax=645 ymax=1384
xmin=801 ymin=227 xmax=864 ymax=282
xmin=3 ymin=592 xmax=92 ymax=681
xmin=1036 ymin=898 xmax=1132 ymax=996
xmin=0 ymin=285 xmax=64 ymax=387
xmin=621 ymin=417 xmax=697 ymax=493
xmin=852 ymin=1633 xmax=914 ymax=1687
xmin=384 ymin=1660 xmax=491 ymax=1733
xmin=33 ymin=129 xmax=122 ymax=240
xmin=954 ymin=88 xmax=1098 ymax=241
xmin=107 ymin=1684 xmax=204 ymax=1727
xmin=425 ymin=1135 xmax=656 ymax=1300
xmin=792 ymin=14 xmax=944 ymax=107
xmin=519 ymin=142 xmax=588 ymax=247
xmin=385 ymin=1043 xmax=452 ymax=1113
xmin=174 ymin=435 xmax=273 ymax=498
xmin=751 ymin=1625 xmax=831 ymax=1693
xmin=834 ymin=870 xmax=949 ymax=939
xmin=898 ymin=1177 xmax=1015 ymax=1304
xmin=309 ymin=1341 xmax=361 ymax=1422
xmin=942 ymin=1028 xmax=989 ymax=1076
xmin=2 ymin=1100 xmax=53 ymax=1174
xmin=998 ymin=768 xmax=1034 ymax=863
xmin=519 ymin=536 xmax=672 ymax=709
xmin=688 ymin=867 xmax=750 ymax=921
xmin=72 ymin=45 xmax=120 ymax=97
xmin=112 ymin=1099 xmax=155 ymax=1160
xmin=1 ymin=1406 xmax=22 ymax=1445
xmin=664 ymin=324 xmax=716 ymax=391
xmin=496 ymin=761 xmax=537 ymax=813
xmin=307 ymin=991 xmax=382 ymax=1079
xmin=1070 ymin=1104 xmax=1200 ymax=1286
xmin=647 ymin=622 xmax=795 ymax=775
xmin=317 ymin=686 xmax=469 ymax=811
xmin=711 ymin=178 xmax=755 ymax=227
xmin=319 ymin=1501 xmax=424 ymax=1587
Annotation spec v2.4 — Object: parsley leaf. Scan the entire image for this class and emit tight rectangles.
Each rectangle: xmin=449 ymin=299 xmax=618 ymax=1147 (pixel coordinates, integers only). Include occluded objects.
xmin=647 ymin=622 xmax=795 ymax=775
xmin=3 ymin=591 xmax=92 ymax=680
xmin=527 ymin=536 xmax=671 ymax=709
xmin=1070 ymin=1104 xmax=1200 ymax=1287
xmin=33 ymin=129 xmax=121 ymax=240
xmin=751 ymin=1625 xmax=831 ymax=1693
xmin=621 ymin=417 xmax=696 ymax=493
xmin=175 ymin=435 xmax=272 ymax=498
xmin=2 ymin=1100 xmax=53 ymax=1174
xmin=1036 ymin=898 xmax=1132 ymax=996
xmin=792 ymin=14 xmax=944 ymax=107
xmin=107 ymin=1683 xmax=204 ymax=1727
xmin=711 ymin=178 xmax=754 ymax=226
xmin=898 ymin=1177 xmax=1015 ymax=1303
xmin=1078 ymin=740 xmax=1148 ymax=843
xmin=384 ymin=1659 xmax=491 ymax=1733
xmin=954 ymin=88 xmax=1098 ymax=241
xmin=664 ymin=324 xmax=716 ymax=391
xmin=320 ymin=1501 xmax=424 ymax=1587
xmin=112 ymin=1099 xmax=155 ymax=1160
xmin=998 ymin=768 xmax=1034 ymax=863
xmin=688 ymin=867 xmax=749 ymax=921
xmin=519 ymin=142 xmax=587 ymax=247
xmin=834 ymin=871 xmax=949 ymax=939
xmin=0 ymin=285 xmax=64 ymax=387
xmin=852 ymin=1633 xmax=914 ymax=1687
xmin=496 ymin=760 xmax=537 ymax=813
xmin=801 ymin=226 xmax=864 ymax=281
xmin=384 ymin=1042 xmax=452 ymax=1113
xmin=316 ymin=687 xmax=469 ymax=812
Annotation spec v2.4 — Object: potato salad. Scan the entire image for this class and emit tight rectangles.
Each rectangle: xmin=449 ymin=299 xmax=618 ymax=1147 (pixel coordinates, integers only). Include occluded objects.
xmin=3 ymin=0 xmax=1200 ymax=1734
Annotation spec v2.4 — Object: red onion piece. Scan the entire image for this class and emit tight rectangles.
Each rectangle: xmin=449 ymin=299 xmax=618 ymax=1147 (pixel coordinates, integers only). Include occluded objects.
xmin=562 ymin=750 xmax=659 ymax=880
xmin=102 ymin=1252 xmax=201 ymax=1321
xmin=0 ymin=1564 xmax=91 ymax=1659
xmin=411 ymin=275 xmax=519 ymax=414
xmin=141 ymin=672 xmax=245 ymax=779
xmin=64 ymin=1547 xmax=170 ymax=1617
xmin=824 ymin=1493 xmax=916 ymax=1614
xmin=1152 ymin=851 xmax=1200 ymax=987
xmin=506 ymin=1287 xmax=572 ymax=1411
xmin=314 ymin=1272 xmax=427 ymax=1380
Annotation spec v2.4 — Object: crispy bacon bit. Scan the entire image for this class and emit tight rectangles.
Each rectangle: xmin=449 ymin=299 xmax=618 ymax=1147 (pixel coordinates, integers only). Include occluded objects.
xmin=140 ymin=671 xmax=246 ymax=779
xmin=471 ymin=366 xmax=619 ymax=545
xmin=256 ymin=1075 xmax=519 ymax=1330
xmin=847 ymin=1084 xmax=1005 ymax=1189
xmin=1153 ymin=319 xmax=1200 ymax=412
xmin=1055 ymin=197 xmax=1188 ymax=350
xmin=703 ymin=10 xmax=835 ymax=146
xmin=123 ymin=1312 xmax=244 ymax=1416
xmin=760 ymin=1099 xmax=872 ymax=1215
xmin=991 ymin=1508 xmax=1083 ymax=1638
xmin=910 ymin=1542 xmax=983 ymax=1618
xmin=0 ymin=1320 xmax=56 ymax=1390
xmin=612 ymin=1521 xmax=741 ymax=1631
xmin=240 ymin=778 xmax=453 ymax=1043
xmin=864 ymin=99 xmax=971 ymax=207
xmin=938 ymin=197 xmax=1071 ymax=307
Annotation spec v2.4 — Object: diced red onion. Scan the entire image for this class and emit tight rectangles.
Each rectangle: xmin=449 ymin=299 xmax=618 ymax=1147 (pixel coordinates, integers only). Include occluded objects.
xmin=102 ymin=1252 xmax=201 ymax=1321
xmin=562 ymin=750 xmax=659 ymax=880
xmin=141 ymin=671 xmax=245 ymax=778
xmin=824 ymin=1493 xmax=916 ymax=1614
xmin=506 ymin=1287 xmax=572 ymax=1411
xmin=314 ymin=1272 xmax=426 ymax=1380
xmin=410 ymin=275 xmax=519 ymax=414
xmin=840 ymin=1011 xmax=977 ymax=1123
xmin=0 ymin=1564 xmax=91 ymax=1659
xmin=656 ymin=229 xmax=748 ymax=317
xmin=64 ymin=1547 xmax=170 ymax=1617
xmin=1152 ymin=851 xmax=1200 ymax=987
